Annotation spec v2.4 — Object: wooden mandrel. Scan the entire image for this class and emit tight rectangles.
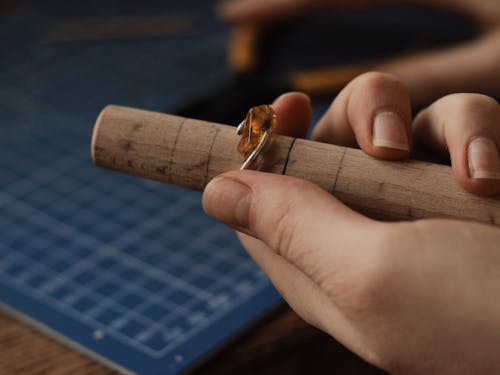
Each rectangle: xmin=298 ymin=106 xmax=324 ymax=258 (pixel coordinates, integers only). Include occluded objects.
xmin=91 ymin=105 xmax=500 ymax=226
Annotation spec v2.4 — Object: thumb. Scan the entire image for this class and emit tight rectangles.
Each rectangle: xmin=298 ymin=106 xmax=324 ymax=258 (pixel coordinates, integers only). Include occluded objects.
xmin=202 ymin=170 xmax=373 ymax=278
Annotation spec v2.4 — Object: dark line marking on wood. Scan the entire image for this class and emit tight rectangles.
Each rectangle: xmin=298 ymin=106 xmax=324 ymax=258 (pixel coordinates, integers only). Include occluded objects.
xmin=205 ymin=127 xmax=220 ymax=187
xmin=282 ymin=138 xmax=297 ymax=175
xmin=331 ymin=148 xmax=347 ymax=194
xmin=168 ymin=118 xmax=185 ymax=182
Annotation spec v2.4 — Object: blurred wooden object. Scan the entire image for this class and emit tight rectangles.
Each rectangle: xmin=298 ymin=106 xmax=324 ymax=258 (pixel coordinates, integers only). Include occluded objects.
xmin=227 ymin=24 xmax=262 ymax=73
xmin=43 ymin=15 xmax=194 ymax=43
xmin=290 ymin=63 xmax=373 ymax=95
xmin=0 ymin=0 xmax=23 ymax=11
xmin=226 ymin=23 xmax=371 ymax=93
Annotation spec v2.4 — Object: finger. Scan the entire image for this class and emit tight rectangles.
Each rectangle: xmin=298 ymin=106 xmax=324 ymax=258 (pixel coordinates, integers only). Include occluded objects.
xmin=272 ymin=92 xmax=312 ymax=138
xmin=202 ymin=170 xmax=376 ymax=288
xmin=413 ymin=93 xmax=500 ymax=196
xmin=379 ymin=29 xmax=500 ymax=108
xmin=217 ymin=0 xmax=330 ymax=24
xmin=217 ymin=0 xmax=403 ymax=23
xmin=203 ymin=170 xmax=401 ymax=368
xmin=313 ymin=72 xmax=412 ymax=160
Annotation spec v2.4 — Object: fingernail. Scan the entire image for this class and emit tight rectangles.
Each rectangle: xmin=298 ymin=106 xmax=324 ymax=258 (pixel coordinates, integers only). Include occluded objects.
xmin=373 ymin=112 xmax=409 ymax=151
xmin=203 ymin=177 xmax=251 ymax=229
xmin=468 ymin=137 xmax=500 ymax=180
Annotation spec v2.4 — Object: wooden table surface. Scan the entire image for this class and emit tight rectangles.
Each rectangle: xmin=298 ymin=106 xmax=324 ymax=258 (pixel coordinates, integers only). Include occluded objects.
xmin=0 ymin=305 xmax=387 ymax=375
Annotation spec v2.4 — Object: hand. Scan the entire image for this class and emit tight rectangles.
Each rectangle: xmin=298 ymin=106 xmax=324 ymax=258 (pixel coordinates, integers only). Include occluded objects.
xmin=217 ymin=0 xmax=500 ymax=108
xmin=202 ymin=73 xmax=500 ymax=374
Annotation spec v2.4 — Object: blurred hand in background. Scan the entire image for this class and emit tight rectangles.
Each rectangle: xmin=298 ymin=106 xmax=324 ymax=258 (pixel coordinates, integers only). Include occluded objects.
xmin=218 ymin=0 xmax=500 ymax=108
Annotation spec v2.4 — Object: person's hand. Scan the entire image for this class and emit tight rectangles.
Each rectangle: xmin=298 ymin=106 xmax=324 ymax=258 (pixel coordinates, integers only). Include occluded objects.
xmin=202 ymin=73 xmax=500 ymax=374
xmin=217 ymin=0 xmax=500 ymax=108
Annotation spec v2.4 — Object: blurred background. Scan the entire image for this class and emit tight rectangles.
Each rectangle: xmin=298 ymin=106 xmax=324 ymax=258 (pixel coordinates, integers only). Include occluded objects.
xmin=0 ymin=1 xmax=477 ymax=374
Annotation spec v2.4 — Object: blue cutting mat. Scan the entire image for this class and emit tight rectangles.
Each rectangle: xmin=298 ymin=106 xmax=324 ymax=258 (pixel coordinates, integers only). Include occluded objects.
xmin=0 ymin=1 xmax=281 ymax=374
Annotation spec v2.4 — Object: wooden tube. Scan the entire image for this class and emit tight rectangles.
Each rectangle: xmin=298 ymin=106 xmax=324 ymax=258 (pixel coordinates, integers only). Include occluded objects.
xmin=91 ymin=105 xmax=500 ymax=226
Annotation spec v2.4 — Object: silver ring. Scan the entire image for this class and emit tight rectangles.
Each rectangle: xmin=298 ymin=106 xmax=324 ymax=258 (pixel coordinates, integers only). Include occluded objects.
xmin=237 ymin=121 xmax=272 ymax=170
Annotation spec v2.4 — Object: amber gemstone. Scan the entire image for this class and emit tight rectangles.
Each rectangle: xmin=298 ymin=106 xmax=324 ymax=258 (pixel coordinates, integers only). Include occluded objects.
xmin=237 ymin=104 xmax=276 ymax=155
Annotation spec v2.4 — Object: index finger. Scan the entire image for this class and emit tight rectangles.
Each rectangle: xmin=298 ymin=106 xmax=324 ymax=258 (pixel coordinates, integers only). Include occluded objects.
xmin=313 ymin=72 xmax=413 ymax=160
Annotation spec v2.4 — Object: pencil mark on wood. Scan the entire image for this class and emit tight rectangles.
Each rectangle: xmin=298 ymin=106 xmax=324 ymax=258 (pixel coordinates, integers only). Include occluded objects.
xmin=186 ymin=160 xmax=207 ymax=172
xmin=331 ymin=148 xmax=347 ymax=194
xmin=118 ymin=139 xmax=132 ymax=152
xmin=406 ymin=206 xmax=413 ymax=219
xmin=282 ymin=138 xmax=297 ymax=175
xmin=156 ymin=166 xmax=167 ymax=175
xmin=132 ymin=122 xmax=143 ymax=132
xmin=94 ymin=146 xmax=104 ymax=154
xmin=377 ymin=182 xmax=385 ymax=193
xmin=168 ymin=118 xmax=185 ymax=183
xmin=490 ymin=213 xmax=497 ymax=225
xmin=205 ymin=127 xmax=220 ymax=186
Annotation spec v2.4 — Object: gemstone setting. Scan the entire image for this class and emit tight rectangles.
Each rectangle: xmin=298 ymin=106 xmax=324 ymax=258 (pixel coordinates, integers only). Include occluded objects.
xmin=237 ymin=104 xmax=276 ymax=155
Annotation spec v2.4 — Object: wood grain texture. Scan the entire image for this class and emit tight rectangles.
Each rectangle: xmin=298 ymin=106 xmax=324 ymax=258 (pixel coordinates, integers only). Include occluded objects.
xmin=92 ymin=105 xmax=500 ymax=225
xmin=0 ymin=311 xmax=116 ymax=375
